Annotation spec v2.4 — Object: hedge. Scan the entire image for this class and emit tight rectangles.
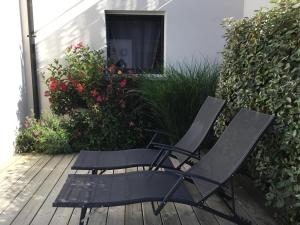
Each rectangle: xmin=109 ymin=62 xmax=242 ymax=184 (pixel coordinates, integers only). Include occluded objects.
xmin=215 ymin=2 xmax=300 ymax=224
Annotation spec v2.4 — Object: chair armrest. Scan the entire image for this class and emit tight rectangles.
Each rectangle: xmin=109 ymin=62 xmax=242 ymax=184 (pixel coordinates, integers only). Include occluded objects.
xmin=144 ymin=129 xmax=172 ymax=137
xmin=145 ymin=129 xmax=172 ymax=149
xmin=165 ymin=170 xmax=221 ymax=186
xmin=151 ymin=142 xmax=200 ymax=160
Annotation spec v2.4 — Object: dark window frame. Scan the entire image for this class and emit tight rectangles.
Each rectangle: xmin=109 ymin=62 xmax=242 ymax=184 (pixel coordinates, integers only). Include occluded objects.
xmin=105 ymin=13 xmax=164 ymax=74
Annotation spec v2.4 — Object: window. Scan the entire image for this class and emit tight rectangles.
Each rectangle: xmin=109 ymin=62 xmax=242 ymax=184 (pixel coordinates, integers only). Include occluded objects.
xmin=106 ymin=14 xmax=164 ymax=74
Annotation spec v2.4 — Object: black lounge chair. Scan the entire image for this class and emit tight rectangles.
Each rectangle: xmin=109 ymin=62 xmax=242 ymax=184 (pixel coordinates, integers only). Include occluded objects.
xmin=53 ymin=109 xmax=274 ymax=225
xmin=72 ymin=96 xmax=225 ymax=173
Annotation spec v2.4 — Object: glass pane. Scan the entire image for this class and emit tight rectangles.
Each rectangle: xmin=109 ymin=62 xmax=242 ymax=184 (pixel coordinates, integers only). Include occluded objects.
xmin=106 ymin=14 xmax=164 ymax=73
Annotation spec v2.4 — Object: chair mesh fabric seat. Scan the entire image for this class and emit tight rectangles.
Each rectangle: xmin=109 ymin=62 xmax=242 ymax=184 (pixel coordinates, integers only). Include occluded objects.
xmin=72 ymin=149 xmax=174 ymax=170
xmin=53 ymin=108 xmax=274 ymax=225
xmin=186 ymin=109 xmax=274 ymax=199
xmin=72 ymin=96 xmax=225 ymax=171
xmin=53 ymin=171 xmax=196 ymax=208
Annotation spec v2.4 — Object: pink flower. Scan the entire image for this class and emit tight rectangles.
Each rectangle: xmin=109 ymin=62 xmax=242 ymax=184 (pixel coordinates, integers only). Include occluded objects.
xmin=74 ymin=42 xmax=83 ymax=49
xmin=91 ymin=89 xmax=98 ymax=97
xmin=129 ymin=121 xmax=135 ymax=127
xmin=120 ymin=79 xmax=127 ymax=88
xmin=33 ymin=130 xmax=40 ymax=137
xmin=108 ymin=64 xmax=117 ymax=74
xmin=96 ymin=95 xmax=104 ymax=103
xmin=44 ymin=91 xmax=50 ymax=97
xmin=119 ymin=99 xmax=126 ymax=108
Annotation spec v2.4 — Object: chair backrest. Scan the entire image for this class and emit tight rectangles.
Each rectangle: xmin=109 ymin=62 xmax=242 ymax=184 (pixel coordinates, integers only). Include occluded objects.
xmin=187 ymin=108 xmax=274 ymax=199
xmin=173 ymin=96 xmax=225 ymax=163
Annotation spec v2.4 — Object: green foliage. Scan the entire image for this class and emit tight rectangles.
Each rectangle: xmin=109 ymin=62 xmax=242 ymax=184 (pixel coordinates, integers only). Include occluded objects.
xmin=64 ymin=104 xmax=147 ymax=151
xmin=139 ymin=62 xmax=219 ymax=142
xmin=16 ymin=114 xmax=71 ymax=154
xmin=42 ymin=43 xmax=150 ymax=151
xmin=216 ymin=3 xmax=300 ymax=224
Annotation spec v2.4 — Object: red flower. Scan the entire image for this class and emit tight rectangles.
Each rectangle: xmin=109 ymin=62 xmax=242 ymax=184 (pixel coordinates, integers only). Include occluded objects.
xmin=50 ymin=79 xmax=58 ymax=91
xmin=60 ymin=82 xmax=68 ymax=92
xmin=96 ymin=95 xmax=104 ymax=103
xmin=76 ymin=83 xmax=85 ymax=93
xmin=71 ymin=79 xmax=78 ymax=88
xmin=120 ymin=79 xmax=127 ymax=88
xmin=44 ymin=91 xmax=50 ymax=97
xmin=91 ymin=89 xmax=98 ymax=97
xmin=108 ymin=64 xmax=117 ymax=74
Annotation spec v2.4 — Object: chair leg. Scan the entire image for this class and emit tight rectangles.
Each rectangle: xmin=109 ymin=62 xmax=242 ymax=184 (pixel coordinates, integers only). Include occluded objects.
xmin=79 ymin=207 xmax=87 ymax=225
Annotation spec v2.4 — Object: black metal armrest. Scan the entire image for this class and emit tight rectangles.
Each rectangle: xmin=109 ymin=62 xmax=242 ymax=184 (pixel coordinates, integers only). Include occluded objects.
xmin=145 ymin=129 xmax=172 ymax=149
xmin=144 ymin=129 xmax=172 ymax=137
xmin=164 ymin=170 xmax=221 ymax=186
xmin=151 ymin=142 xmax=200 ymax=160
xmin=184 ymin=172 xmax=221 ymax=185
xmin=152 ymin=175 xmax=185 ymax=215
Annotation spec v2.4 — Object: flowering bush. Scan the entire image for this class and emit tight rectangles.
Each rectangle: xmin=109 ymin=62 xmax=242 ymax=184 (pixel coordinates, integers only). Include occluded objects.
xmin=44 ymin=43 xmax=135 ymax=115
xmin=43 ymin=43 xmax=150 ymax=151
xmin=16 ymin=114 xmax=71 ymax=154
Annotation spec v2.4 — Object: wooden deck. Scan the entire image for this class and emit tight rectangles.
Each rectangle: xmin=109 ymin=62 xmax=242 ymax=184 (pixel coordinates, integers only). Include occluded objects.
xmin=0 ymin=154 xmax=279 ymax=225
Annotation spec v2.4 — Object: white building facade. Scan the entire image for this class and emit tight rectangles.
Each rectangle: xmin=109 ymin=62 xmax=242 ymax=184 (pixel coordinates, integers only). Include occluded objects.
xmin=0 ymin=0 xmax=272 ymax=164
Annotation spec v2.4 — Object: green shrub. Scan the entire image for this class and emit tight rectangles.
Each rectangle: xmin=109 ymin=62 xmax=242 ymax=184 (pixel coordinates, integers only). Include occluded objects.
xmin=216 ymin=2 xmax=300 ymax=224
xmin=64 ymin=104 xmax=147 ymax=151
xmin=16 ymin=114 xmax=71 ymax=154
xmin=42 ymin=43 xmax=150 ymax=151
xmin=139 ymin=62 xmax=219 ymax=142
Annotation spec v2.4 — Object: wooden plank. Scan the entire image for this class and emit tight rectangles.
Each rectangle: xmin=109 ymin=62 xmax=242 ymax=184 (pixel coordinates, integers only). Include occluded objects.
xmin=160 ymin=203 xmax=182 ymax=225
xmin=0 ymin=154 xmax=41 ymax=185
xmin=142 ymin=202 xmax=162 ymax=225
xmin=50 ymin=168 xmax=88 ymax=225
xmin=125 ymin=167 xmax=143 ymax=225
xmin=0 ymin=154 xmax=38 ymax=177
xmin=234 ymin=176 xmax=278 ymax=225
xmin=174 ymin=203 xmax=199 ymax=225
xmin=181 ymin=170 xmax=219 ymax=225
xmin=192 ymin=206 xmax=220 ymax=225
xmin=68 ymin=208 xmax=81 ymax=225
xmin=11 ymin=154 xmax=74 ymax=225
xmin=139 ymin=167 xmax=162 ymax=225
xmin=0 ymin=155 xmax=62 ymax=225
xmin=16 ymin=154 xmax=75 ymax=225
xmin=106 ymin=169 xmax=125 ymax=225
xmin=0 ymin=155 xmax=21 ymax=174
xmin=0 ymin=155 xmax=51 ymax=214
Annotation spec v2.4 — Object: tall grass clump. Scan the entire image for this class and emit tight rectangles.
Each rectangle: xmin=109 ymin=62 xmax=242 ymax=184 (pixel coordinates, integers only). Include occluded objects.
xmin=139 ymin=62 xmax=219 ymax=142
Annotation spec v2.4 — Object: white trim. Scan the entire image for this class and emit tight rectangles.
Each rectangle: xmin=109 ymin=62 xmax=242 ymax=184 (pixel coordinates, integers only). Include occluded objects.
xmin=105 ymin=10 xmax=165 ymax=16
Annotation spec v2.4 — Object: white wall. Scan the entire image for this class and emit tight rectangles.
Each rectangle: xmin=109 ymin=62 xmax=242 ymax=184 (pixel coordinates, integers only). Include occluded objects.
xmin=0 ymin=0 xmax=29 ymax=164
xmin=31 ymin=0 xmax=244 ymax=110
xmin=244 ymin=0 xmax=273 ymax=17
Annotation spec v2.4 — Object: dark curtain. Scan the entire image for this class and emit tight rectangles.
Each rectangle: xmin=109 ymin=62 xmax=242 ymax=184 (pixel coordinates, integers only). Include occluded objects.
xmin=106 ymin=15 xmax=164 ymax=73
